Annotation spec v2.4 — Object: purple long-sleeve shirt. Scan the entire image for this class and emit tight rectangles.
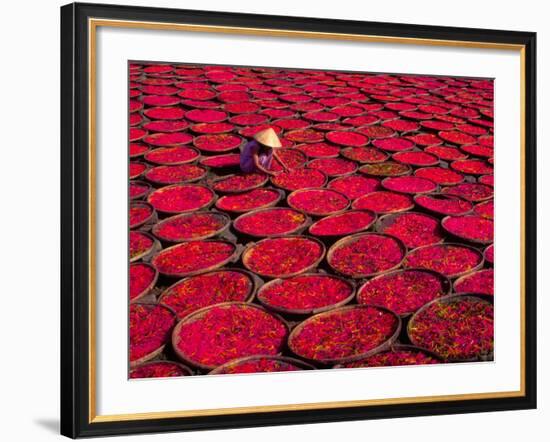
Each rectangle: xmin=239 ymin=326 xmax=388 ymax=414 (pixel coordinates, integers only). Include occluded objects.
xmin=240 ymin=140 xmax=273 ymax=173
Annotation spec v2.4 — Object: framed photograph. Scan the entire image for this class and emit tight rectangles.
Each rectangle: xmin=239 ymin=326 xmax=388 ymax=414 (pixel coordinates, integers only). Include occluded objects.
xmin=60 ymin=2 xmax=537 ymax=438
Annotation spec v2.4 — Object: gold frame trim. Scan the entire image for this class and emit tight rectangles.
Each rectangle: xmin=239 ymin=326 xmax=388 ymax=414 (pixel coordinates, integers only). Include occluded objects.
xmin=88 ymin=18 xmax=526 ymax=424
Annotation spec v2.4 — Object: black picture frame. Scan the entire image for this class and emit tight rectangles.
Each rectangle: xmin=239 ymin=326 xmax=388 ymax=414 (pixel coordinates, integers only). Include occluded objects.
xmin=61 ymin=2 xmax=537 ymax=438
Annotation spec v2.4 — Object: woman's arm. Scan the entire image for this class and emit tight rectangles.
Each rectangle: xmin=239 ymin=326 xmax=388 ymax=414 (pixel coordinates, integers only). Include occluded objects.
xmin=253 ymin=153 xmax=277 ymax=176
xmin=272 ymin=149 xmax=291 ymax=172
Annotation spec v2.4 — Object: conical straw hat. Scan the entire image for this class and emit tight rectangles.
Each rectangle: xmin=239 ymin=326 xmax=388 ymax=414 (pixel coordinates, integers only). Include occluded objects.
xmin=253 ymin=127 xmax=282 ymax=148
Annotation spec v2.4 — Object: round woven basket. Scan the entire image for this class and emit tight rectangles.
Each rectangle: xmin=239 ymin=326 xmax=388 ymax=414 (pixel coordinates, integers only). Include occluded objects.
xmin=326 ymin=233 xmax=407 ymax=279
xmin=241 ymin=235 xmax=326 ymax=279
xmin=356 ymin=267 xmax=452 ymax=317
xmin=171 ymin=302 xmax=290 ymax=371
xmin=151 ymin=239 xmax=242 ymax=278
xmin=287 ymin=188 xmax=351 ymax=218
xmin=441 ymin=215 xmax=494 ymax=245
xmin=233 ymin=207 xmax=312 ymax=239
xmin=215 ymin=188 xmax=285 ymax=216
xmin=152 ymin=211 xmax=231 ymax=243
xmin=407 ymin=294 xmax=494 ymax=362
xmin=374 ymin=211 xmax=445 ymax=250
xmin=130 ymin=262 xmax=159 ymax=303
xmin=403 ymin=242 xmax=485 ymax=279
xmin=158 ymin=267 xmax=261 ymax=319
xmin=287 ymin=305 xmax=402 ymax=366
xmin=333 ymin=343 xmax=443 ymax=368
xmin=129 ymin=303 xmax=178 ymax=368
xmin=256 ymin=272 xmax=356 ymax=316
xmin=308 ymin=210 xmax=377 ymax=240
xmin=130 ymin=360 xmax=194 ymax=378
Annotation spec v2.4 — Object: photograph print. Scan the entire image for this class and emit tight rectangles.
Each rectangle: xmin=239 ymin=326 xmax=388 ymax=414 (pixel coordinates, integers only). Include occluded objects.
xmin=128 ymin=61 xmax=494 ymax=379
